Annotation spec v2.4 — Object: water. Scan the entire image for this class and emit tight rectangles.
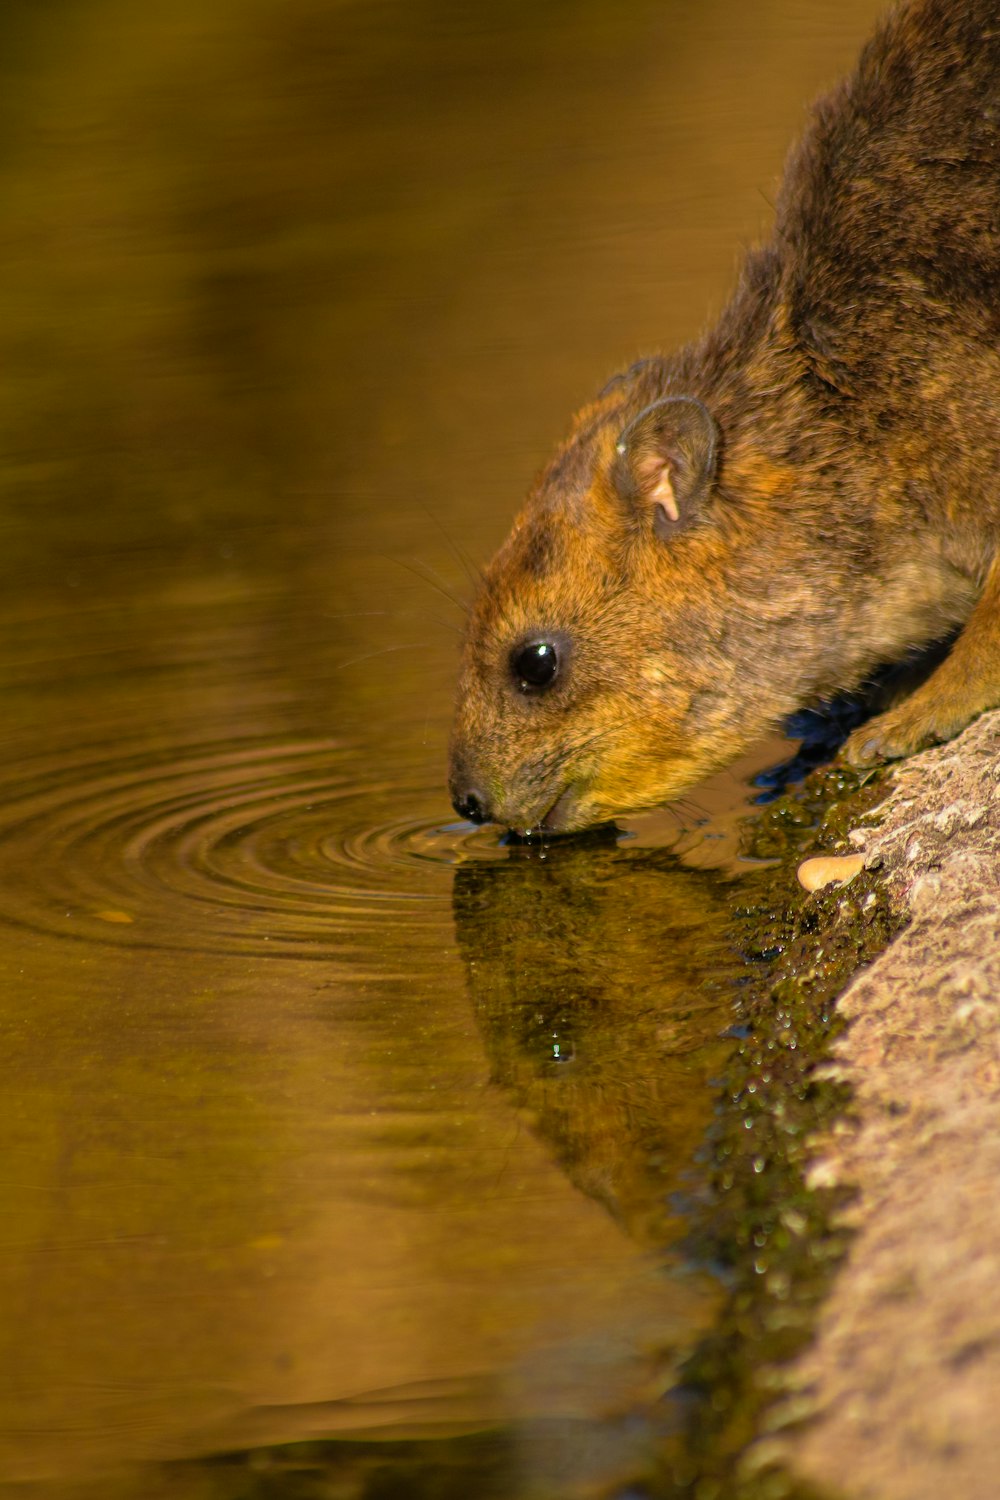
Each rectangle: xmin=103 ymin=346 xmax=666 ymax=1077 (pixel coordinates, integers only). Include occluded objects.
xmin=0 ymin=1 xmax=883 ymax=1495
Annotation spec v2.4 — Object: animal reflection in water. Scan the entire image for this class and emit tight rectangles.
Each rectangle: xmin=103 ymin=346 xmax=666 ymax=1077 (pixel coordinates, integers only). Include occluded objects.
xmin=453 ymin=835 xmax=738 ymax=1248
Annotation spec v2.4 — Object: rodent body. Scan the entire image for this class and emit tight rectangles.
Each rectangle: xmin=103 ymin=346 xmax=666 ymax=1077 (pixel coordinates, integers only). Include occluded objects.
xmin=449 ymin=0 xmax=1000 ymax=835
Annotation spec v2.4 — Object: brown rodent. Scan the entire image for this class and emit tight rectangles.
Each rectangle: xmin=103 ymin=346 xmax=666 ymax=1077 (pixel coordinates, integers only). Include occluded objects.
xmin=449 ymin=0 xmax=1000 ymax=835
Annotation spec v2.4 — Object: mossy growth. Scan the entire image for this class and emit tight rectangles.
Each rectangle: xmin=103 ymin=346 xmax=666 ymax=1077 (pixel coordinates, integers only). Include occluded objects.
xmin=654 ymin=760 xmax=903 ymax=1500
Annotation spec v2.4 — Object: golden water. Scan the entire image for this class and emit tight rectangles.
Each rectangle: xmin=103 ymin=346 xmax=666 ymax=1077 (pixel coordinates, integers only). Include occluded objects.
xmin=0 ymin=0 xmax=882 ymax=1494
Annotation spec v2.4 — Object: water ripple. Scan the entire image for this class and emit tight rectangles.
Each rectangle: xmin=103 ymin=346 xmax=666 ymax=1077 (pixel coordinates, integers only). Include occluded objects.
xmin=0 ymin=737 xmax=491 ymax=959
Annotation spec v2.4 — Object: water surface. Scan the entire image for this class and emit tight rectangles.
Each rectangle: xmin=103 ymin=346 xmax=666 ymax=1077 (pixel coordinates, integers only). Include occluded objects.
xmin=0 ymin=1 xmax=883 ymax=1494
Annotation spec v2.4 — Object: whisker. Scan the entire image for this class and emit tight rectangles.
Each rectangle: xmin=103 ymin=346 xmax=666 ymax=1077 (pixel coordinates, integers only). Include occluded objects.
xmin=322 ymin=609 xmax=425 ymax=620
xmin=388 ymin=554 xmax=469 ymax=616
xmin=659 ymin=802 xmax=691 ymax=830
xmin=426 ymin=614 xmax=464 ymax=638
xmin=334 ymin=641 xmax=434 ymax=672
xmin=323 ymin=607 xmax=463 ymax=637
xmin=531 ymin=723 xmax=617 ymax=783
xmin=673 ymin=793 xmax=711 ymax=823
xmin=570 ymin=725 xmax=619 ymax=758
xmin=416 ymin=500 xmax=485 ymax=590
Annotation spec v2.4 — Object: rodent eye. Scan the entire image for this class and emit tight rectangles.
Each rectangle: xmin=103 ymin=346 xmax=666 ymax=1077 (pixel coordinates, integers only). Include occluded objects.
xmin=511 ymin=640 xmax=560 ymax=693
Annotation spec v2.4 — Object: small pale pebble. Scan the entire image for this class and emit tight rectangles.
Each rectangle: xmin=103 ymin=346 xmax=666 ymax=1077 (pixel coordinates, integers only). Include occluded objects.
xmin=797 ymin=853 xmax=865 ymax=892
xmin=805 ymin=1158 xmax=841 ymax=1189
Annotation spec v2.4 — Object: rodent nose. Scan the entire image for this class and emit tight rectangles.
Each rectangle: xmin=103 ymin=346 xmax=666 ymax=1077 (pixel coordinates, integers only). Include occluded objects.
xmin=453 ymin=787 xmax=492 ymax=825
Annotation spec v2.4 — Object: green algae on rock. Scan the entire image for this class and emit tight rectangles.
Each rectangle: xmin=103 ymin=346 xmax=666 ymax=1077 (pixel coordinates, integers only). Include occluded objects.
xmin=660 ymin=762 xmax=902 ymax=1500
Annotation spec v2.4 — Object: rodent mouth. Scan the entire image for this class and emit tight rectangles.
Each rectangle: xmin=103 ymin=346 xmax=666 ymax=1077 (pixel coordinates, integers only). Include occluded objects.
xmin=538 ymin=785 xmax=578 ymax=834
xmin=509 ymin=786 xmax=577 ymax=839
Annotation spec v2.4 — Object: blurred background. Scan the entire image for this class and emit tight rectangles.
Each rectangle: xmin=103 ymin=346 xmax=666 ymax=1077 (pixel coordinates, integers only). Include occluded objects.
xmin=0 ymin=2 xmax=883 ymax=1497
xmin=0 ymin=0 xmax=884 ymax=733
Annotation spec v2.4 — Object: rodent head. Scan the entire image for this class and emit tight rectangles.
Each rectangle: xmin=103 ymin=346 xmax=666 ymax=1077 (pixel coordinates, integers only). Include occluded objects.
xmin=449 ymin=367 xmax=763 ymax=834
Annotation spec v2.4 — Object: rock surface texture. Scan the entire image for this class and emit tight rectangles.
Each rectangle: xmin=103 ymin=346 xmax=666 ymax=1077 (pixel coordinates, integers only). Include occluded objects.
xmin=779 ymin=709 xmax=1000 ymax=1499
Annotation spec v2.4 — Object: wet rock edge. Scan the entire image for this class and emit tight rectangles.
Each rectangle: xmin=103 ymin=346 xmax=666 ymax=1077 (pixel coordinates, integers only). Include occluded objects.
xmin=658 ymin=750 xmax=903 ymax=1500
xmin=760 ymin=708 xmax=1000 ymax=1500
xmin=671 ymin=710 xmax=1000 ymax=1499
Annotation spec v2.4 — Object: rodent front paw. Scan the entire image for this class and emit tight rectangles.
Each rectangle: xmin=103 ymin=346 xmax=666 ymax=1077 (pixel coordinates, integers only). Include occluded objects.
xmin=841 ymin=723 xmax=891 ymax=768
xmin=841 ymin=701 xmax=954 ymax=768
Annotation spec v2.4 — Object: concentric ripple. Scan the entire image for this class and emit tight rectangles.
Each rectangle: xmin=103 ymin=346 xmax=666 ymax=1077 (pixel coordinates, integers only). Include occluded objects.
xmin=0 ymin=736 xmax=496 ymax=960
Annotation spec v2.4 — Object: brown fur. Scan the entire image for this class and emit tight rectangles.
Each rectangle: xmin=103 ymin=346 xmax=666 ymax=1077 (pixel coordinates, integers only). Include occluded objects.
xmin=450 ymin=0 xmax=1000 ymax=834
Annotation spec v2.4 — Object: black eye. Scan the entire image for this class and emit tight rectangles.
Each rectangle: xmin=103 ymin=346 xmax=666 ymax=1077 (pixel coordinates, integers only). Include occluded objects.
xmin=512 ymin=640 xmax=560 ymax=693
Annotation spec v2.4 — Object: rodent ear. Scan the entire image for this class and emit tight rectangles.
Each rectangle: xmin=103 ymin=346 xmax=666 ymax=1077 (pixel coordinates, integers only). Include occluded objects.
xmin=612 ymin=395 xmax=719 ymax=539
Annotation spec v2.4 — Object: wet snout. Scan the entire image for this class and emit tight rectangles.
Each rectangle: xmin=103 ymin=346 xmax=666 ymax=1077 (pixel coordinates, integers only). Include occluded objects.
xmin=450 ymin=741 xmax=577 ymax=834
xmin=448 ymin=743 xmax=495 ymax=826
xmin=451 ymin=782 xmax=493 ymax=826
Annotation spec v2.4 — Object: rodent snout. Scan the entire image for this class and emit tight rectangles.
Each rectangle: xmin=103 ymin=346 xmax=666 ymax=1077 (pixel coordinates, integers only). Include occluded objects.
xmin=451 ymin=784 xmax=492 ymax=826
xmin=448 ymin=739 xmax=495 ymax=825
